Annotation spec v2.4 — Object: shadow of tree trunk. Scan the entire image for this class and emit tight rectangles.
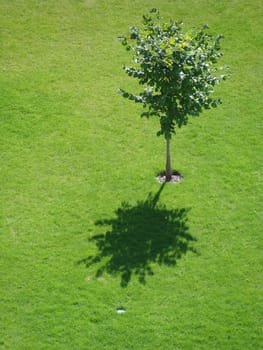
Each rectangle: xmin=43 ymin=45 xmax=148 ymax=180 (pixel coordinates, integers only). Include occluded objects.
xmin=78 ymin=184 xmax=196 ymax=287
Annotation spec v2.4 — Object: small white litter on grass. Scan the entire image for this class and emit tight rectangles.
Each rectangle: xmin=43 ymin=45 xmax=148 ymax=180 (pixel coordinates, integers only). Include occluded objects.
xmin=116 ymin=308 xmax=126 ymax=313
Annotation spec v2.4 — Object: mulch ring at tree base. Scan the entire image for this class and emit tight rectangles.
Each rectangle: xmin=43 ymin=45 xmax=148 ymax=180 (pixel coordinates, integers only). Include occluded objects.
xmin=156 ymin=170 xmax=184 ymax=184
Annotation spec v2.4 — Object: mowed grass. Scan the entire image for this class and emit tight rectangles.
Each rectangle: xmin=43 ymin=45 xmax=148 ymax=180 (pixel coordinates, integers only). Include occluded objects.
xmin=1 ymin=0 xmax=262 ymax=349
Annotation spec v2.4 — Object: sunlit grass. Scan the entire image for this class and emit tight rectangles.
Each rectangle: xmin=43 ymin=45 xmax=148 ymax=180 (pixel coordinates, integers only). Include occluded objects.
xmin=1 ymin=1 xmax=262 ymax=349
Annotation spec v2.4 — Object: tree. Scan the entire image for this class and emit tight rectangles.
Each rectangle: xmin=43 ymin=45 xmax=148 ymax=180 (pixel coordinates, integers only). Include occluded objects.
xmin=118 ymin=8 xmax=230 ymax=181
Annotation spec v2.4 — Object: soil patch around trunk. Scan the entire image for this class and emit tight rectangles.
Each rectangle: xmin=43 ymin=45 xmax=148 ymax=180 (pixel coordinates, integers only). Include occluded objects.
xmin=156 ymin=170 xmax=184 ymax=184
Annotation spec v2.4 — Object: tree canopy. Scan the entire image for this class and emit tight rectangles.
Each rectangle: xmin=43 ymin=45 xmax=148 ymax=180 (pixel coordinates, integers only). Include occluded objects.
xmin=118 ymin=8 xmax=230 ymax=140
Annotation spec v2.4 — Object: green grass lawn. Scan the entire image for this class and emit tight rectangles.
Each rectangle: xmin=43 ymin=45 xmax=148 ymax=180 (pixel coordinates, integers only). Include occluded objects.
xmin=1 ymin=0 xmax=262 ymax=349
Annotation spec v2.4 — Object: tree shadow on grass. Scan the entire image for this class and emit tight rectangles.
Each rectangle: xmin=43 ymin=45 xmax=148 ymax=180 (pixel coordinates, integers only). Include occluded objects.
xmin=78 ymin=184 xmax=196 ymax=287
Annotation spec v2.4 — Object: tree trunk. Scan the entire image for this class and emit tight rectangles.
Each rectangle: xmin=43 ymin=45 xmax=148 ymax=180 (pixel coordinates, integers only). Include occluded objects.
xmin=165 ymin=136 xmax=172 ymax=181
